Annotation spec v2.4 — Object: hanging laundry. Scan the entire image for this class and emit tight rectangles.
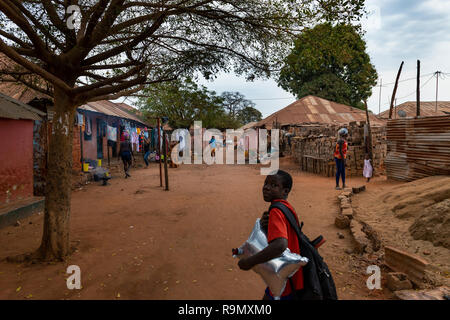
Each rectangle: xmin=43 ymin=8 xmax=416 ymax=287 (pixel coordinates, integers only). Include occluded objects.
xmin=107 ymin=125 xmax=117 ymax=142
xmin=84 ymin=116 xmax=92 ymax=140
xmin=85 ymin=115 xmax=92 ymax=135
xmin=176 ymin=130 xmax=187 ymax=151
xmin=76 ymin=112 xmax=84 ymax=126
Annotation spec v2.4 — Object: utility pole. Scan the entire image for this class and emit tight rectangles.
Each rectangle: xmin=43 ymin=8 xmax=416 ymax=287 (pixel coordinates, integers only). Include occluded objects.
xmin=435 ymin=71 xmax=441 ymax=113
xmin=416 ymin=60 xmax=421 ymax=117
xmin=378 ymin=79 xmax=382 ymax=115
xmin=157 ymin=117 xmax=162 ymax=187
xmin=163 ymin=131 xmax=169 ymax=191
xmin=364 ymin=100 xmax=373 ymax=162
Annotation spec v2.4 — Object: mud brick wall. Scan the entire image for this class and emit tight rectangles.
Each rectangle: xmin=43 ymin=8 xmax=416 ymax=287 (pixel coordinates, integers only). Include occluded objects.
xmin=288 ymin=122 xmax=386 ymax=177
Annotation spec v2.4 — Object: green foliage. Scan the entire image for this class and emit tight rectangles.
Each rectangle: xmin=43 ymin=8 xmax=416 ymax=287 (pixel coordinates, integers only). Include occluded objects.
xmin=278 ymin=23 xmax=378 ymax=109
xmin=220 ymin=91 xmax=262 ymax=125
xmin=237 ymin=106 xmax=263 ymax=124
xmin=138 ymin=79 xmax=256 ymax=130
xmin=0 ymin=1 xmax=366 ymax=105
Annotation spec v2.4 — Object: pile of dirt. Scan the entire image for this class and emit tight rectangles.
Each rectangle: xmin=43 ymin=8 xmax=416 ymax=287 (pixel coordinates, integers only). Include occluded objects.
xmin=379 ymin=176 xmax=450 ymax=249
xmin=381 ymin=176 xmax=450 ymax=219
xmin=351 ymin=176 xmax=450 ymax=288
xmin=409 ymin=199 xmax=450 ymax=249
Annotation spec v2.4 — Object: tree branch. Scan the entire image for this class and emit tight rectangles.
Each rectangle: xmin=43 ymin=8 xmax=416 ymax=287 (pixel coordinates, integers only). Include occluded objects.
xmin=0 ymin=40 xmax=72 ymax=93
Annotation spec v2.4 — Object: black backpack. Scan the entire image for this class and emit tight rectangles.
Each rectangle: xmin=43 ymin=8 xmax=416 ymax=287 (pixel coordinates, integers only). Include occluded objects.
xmin=269 ymin=202 xmax=338 ymax=300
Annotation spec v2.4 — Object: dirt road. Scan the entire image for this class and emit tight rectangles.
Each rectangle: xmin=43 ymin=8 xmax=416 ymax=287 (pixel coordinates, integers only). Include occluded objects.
xmin=0 ymin=158 xmax=393 ymax=299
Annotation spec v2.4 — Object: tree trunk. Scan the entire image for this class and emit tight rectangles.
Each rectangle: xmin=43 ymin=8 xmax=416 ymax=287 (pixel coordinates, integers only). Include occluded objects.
xmin=37 ymin=87 xmax=76 ymax=261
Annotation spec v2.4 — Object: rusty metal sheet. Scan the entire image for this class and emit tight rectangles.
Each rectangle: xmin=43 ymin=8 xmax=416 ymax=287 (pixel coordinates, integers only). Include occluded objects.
xmin=0 ymin=92 xmax=45 ymax=121
xmin=386 ymin=115 xmax=450 ymax=181
xmin=384 ymin=246 xmax=429 ymax=288
xmin=256 ymin=95 xmax=386 ymax=128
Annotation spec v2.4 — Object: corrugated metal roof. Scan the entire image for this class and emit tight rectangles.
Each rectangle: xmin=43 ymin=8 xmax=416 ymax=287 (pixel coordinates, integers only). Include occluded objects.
xmin=78 ymin=100 xmax=149 ymax=126
xmin=256 ymin=95 xmax=386 ymax=128
xmin=379 ymin=101 xmax=450 ymax=119
xmin=238 ymin=121 xmax=258 ymax=130
xmin=0 ymin=53 xmax=52 ymax=104
xmin=0 ymin=92 xmax=45 ymax=121
xmin=0 ymin=81 xmax=51 ymax=104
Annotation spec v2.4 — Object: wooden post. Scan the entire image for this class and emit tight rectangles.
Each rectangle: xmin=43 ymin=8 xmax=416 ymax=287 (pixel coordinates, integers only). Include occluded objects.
xmin=378 ymin=79 xmax=382 ymax=115
xmin=157 ymin=118 xmax=162 ymax=187
xmin=389 ymin=61 xmax=404 ymax=119
xmin=435 ymin=71 xmax=440 ymax=114
xmin=364 ymin=100 xmax=374 ymax=163
xmin=163 ymin=131 xmax=169 ymax=191
xmin=79 ymin=125 xmax=84 ymax=171
xmin=417 ymin=60 xmax=421 ymax=117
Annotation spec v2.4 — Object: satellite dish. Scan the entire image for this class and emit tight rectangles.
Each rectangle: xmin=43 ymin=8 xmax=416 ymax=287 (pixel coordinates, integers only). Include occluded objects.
xmin=398 ymin=110 xmax=407 ymax=118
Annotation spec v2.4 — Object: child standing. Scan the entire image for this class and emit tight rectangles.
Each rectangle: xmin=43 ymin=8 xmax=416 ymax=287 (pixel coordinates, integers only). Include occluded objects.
xmin=237 ymin=170 xmax=303 ymax=300
xmin=363 ymin=153 xmax=373 ymax=182
xmin=209 ymin=136 xmax=216 ymax=159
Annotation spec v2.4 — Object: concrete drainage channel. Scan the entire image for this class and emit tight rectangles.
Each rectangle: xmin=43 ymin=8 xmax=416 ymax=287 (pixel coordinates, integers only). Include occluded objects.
xmin=334 ymin=186 xmax=450 ymax=300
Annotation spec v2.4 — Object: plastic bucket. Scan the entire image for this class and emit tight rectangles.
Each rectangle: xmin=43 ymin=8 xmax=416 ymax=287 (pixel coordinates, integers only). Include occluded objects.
xmin=83 ymin=163 xmax=89 ymax=172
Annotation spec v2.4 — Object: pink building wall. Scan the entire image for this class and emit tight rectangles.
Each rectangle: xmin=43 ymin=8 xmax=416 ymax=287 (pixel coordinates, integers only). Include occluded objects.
xmin=0 ymin=118 xmax=34 ymax=204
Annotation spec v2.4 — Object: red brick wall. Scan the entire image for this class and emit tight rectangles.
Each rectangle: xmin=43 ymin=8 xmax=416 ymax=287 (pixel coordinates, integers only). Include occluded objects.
xmin=0 ymin=118 xmax=34 ymax=204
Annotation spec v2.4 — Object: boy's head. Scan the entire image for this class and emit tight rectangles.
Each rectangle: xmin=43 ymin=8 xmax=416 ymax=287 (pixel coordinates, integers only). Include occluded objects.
xmin=365 ymin=153 xmax=370 ymax=159
xmin=262 ymin=170 xmax=293 ymax=202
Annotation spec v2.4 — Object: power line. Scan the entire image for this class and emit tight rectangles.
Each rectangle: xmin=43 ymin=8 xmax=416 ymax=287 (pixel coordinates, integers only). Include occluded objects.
xmin=249 ymin=97 xmax=296 ymax=101
xmin=396 ymin=73 xmax=435 ymax=100
xmin=380 ymin=72 xmax=436 ymax=87
xmin=378 ymin=73 xmax=438 ymax=112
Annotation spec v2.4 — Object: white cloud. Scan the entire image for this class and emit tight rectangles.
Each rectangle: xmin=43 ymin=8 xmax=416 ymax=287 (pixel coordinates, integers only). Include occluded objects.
xmin=198 ymin=0 xmax=450 ymax=117
xmin=418 ymin=0 xmax=450 ymax=13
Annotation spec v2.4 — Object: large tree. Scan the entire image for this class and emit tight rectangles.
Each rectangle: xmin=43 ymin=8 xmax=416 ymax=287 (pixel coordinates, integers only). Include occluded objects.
xmin=278 ymin=23 xmax=377 ymax=109
xmin=220 ymin=91 xmax=252 ymax=117
xmin=236 ymin=106 xmax=262 ymax=124
xmin=0 ymin=0 xmax=365 ymax=261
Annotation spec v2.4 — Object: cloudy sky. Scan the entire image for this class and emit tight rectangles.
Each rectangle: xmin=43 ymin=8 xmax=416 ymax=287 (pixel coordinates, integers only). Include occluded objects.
xmin=197 ymin=0 xmax=450 ymax=118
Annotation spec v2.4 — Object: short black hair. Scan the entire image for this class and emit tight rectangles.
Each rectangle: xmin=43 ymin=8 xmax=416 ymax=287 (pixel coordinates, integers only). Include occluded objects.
xmin=275 ymin=170 xmax=293 ymax=192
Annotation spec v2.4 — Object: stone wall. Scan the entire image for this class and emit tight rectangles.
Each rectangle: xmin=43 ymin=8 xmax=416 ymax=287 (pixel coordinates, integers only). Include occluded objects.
xmin=285 ymin=122 xmax=387 ymax=177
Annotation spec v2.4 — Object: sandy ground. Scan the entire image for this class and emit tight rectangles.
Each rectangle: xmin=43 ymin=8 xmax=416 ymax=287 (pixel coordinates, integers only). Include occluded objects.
xmin=351 ymin=176 xmax=450 ymax=287
xmin=0 ymin=157 xmax=395 ymax=300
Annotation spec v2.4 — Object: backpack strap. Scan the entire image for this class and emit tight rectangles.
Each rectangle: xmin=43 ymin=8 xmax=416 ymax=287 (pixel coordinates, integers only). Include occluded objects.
xmin=269 ymin=202 xmax=303 ymax=297
xmin=269 ymin=202 xmax=303 ymax=246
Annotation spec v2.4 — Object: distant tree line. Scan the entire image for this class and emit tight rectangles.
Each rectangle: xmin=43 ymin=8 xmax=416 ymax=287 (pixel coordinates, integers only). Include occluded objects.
xmin=138 ymin=78 xmax=262 ymax=129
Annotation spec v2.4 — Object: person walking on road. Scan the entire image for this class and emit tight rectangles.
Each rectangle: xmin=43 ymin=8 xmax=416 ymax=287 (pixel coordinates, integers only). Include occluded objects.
xmin=118 ymin=135 xmax=135 ymax=178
